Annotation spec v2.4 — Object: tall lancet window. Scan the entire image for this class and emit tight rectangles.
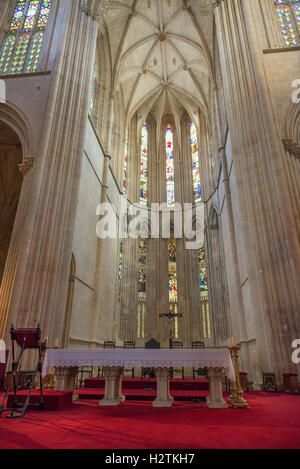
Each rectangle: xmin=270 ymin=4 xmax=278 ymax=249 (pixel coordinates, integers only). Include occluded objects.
xmin=0 ymin=1 xmax=53 ymax=75
xmin=274 ymin=1 xmax=300 ymax=47
xmin=168 ymin=237 xmax=179 ymax=339
xmin=137 ymin=238 xmax=147 ymax=338
xmin=140 ymin=124 xmax=148 ymax=205
xmin=166 ymin=125 xmax=175 ymax=207
xmin=118 ymin=239 xmax=124 ymax=302
xmin=89 ymin=61 xmax=98 ymax=121
xmin=198 ymin=246 xmax=211 ymax=338
xmin=122 ymin=130 xmax=128 ymax=194
xmin=190 ymin=121 xmax=202 ymax=203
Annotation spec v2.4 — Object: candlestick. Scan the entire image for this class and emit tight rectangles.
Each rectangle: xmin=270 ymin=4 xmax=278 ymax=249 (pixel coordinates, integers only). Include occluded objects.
xmin=228 ymin=344 xmax=249 ymax=409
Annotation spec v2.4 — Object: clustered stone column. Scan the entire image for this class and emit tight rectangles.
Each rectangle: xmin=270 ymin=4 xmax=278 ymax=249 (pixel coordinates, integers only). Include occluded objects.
xmin=0 ymin=1 xmax=107 ymax=355
xmin=213 ymin=0 xmax=300 ymax=376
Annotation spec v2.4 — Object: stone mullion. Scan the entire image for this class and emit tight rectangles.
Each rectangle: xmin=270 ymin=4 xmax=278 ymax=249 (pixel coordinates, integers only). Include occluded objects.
xmin=215 ymin=0 xmax=299 ymax=374
xmin=146 ymin=120 xmax=156 ymax=341
xmin=158 ymin=124 xmax=169 ymax=346
xmin=181 ymin=118 xmax=200 ymax=343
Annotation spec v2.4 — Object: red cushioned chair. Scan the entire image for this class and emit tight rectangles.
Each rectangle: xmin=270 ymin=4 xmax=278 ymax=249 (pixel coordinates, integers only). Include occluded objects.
xmin=282 ymin=373 xmax=299 ymax=393
xmin=0 ymin=350 xmax=8 ymax=391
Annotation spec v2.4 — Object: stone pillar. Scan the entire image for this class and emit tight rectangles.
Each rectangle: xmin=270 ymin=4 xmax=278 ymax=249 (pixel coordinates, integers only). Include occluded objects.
xmin=153 ymin=367 xmax=173 ymax=407
xmin=54 ymin=366 xmax=78 ymax=392
xmin=99 ymin=366 xmax=124 ymax=406
xmin=214 ymin=0 xmax=300 ymax=376
xmin=0 ymin=2 xmax=108 ymax=351
xmin=206 ymin=367 xmax=228 ymax=409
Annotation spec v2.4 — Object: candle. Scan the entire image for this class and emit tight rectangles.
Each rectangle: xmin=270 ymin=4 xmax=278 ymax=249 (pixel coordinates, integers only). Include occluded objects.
xmin=54 ymin=338 xmax=59 ymax=348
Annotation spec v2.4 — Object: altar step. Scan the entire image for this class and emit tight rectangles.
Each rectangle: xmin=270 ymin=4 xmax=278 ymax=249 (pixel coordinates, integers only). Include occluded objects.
xmin=83 ymin=377 xmax=210 ymax=391
xmin=6 ymin=390 xmax=74 ymax=411
xmin=75 ymin=387 xmax=209 ymax=402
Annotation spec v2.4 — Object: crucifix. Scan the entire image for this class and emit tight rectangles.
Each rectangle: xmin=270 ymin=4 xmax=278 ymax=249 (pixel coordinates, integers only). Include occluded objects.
xmin=159 ymin=306 xmax=183 ymax=348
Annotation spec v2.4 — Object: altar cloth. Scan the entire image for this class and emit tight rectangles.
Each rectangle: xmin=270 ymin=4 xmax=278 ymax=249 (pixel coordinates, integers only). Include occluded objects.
xmin=43 ymin=348 xmax=235 ymax=380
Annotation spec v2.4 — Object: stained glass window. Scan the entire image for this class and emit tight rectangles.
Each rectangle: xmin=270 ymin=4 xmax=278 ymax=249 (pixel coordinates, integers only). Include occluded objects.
xmin=274 ymin=1 xmax=300 ymax=47
xmin=89 ymin=62 xmax=98 ymax=120
xmin=166 ymin=125 xmax=175 ymax=207
xmin=0 ymin=0 xmax=52 ymax=76
xmin=10 ymin=1 xmax=26 ymax=32
xmin=118 ymin=239 xmax=124 ymax=301
xmin=137 ymin=238 xmax=146 ymax=338
xmin=168 ymin=238 xmax=179 ymax=339
xmin=122 ymin=130 xmax=128 ymax=194
xmin=24 ymin=1 xmax=39 ymax=31
xmin=198 ymin=246 xmax=211 ymax=339
xmin=190 ymin=121 xmax=202 ymax=202
xmin=140 ymin=124 xmax=148 ymax=205
xmin=168 ymin=238 xmax=178 ymax=303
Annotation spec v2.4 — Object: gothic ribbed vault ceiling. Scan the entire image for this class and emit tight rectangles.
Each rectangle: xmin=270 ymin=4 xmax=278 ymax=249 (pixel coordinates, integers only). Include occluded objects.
xmin=102 ymin=0 xmax=214 ymax=132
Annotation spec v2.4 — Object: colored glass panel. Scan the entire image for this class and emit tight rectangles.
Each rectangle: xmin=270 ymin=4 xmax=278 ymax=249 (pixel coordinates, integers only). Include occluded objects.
xmin=118 ymin=239 xmax=124 ymax=300
xmin=24 ymin=1 xmax=39 ymax=31
xmin=166 ymin=125 xmax=175 ymax=207
xmin=0 ymin=36 xmax=16 ymax=74
xmin=37 ymin=1 xmax=53 ymax=29
xmin=10 ymin=33 xmax=30 ymax=74
xmin=89 ymin=65 xmax=97 ymax=118
xmin=10 ymin=1 xmax=26 ymax=32
xmin=137 ymin=239 xmax=147 ymax=301
xmin=198 ymin=246 xmax=211 ymax=338
xmin=123 ymin=131 xmax=128 ymax=194
xmin=293 ymin=3 xmax=300 ymax=29
xmin=198 ymin=246 xmax=208 ymax=299
xmin=140 ymin=124 xmax=148 ymax=204
xmin=168 ymin=238 xmax=178 ymax=303
xmin=25 ymin=30 xmax=43 ymax=72
xmin=275 ymin=1 xmax=299 ymax=46
xmin=190 ymin=121 xmax=202 ymax=202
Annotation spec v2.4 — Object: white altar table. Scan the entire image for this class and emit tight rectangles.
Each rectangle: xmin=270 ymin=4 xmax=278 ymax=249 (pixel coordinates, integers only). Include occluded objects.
xmin=43 ymin=348 xmax=235 ymax=408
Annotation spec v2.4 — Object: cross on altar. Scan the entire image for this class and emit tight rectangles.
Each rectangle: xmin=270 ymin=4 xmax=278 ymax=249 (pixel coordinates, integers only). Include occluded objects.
xmin=159 ymin=311 xmax=183 ymax=348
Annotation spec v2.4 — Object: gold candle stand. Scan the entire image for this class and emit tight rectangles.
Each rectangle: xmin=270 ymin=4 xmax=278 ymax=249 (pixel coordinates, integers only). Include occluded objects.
xmin=228 ymin=345 xmax=249 ymax=409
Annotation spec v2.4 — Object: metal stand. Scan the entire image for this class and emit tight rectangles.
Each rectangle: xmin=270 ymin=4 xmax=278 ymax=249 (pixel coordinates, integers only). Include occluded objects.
xmin=0 ymin=325 xmax=46 ymax=419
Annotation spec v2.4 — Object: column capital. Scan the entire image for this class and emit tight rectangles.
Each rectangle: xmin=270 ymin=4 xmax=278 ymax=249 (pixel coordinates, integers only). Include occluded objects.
xmin=19 ymin=157 xmax=34 ymax=176
xmin=80 ymin=0 xmax=109 ymax=20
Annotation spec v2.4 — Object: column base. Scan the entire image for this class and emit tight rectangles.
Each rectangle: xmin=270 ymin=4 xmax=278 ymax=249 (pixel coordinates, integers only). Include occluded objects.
xmin=99 ymin=398 xmax=122 ymax=407
xmin=206 ymin=397 xmax=228 ymax=409
xmin=153 ymin=398 xmax=173 ymax=408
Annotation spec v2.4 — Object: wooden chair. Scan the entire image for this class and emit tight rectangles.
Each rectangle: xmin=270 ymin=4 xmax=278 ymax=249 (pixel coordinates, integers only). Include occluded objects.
xmin=170 ymin=340 xmax=184 ymax=380
xmin=99 ymin=341 xmax=116 ymax=377
xmin=142 ymin=339 xmax=160 ymax=379
xmin=192 ymin=341 xmax=206 ymax=380
xmin=124 ymin=341 xmax=135 ymax=379
xmin=104 ymin=341 xmax=116 ymax=349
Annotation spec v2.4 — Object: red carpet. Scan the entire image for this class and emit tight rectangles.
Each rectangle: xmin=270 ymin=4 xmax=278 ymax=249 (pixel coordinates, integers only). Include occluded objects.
xmin=0 ymin=392 xmax=300 ymax=449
